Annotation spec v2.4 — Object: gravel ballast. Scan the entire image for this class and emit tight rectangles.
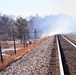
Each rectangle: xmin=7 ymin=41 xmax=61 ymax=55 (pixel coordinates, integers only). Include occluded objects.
xmin=0 ymin=36 xmax=54 ymax=75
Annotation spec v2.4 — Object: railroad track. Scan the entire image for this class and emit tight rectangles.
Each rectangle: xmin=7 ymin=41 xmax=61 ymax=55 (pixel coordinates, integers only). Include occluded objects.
xmin=63 ymin=34 xmax=76 ymax=45
xmin=0 ymin=34 xmax=76 ymax=75
xmin=49 ymin=34 xmax=76 ymax=75
xmin=56 ymin=35 xmax=76 ymax=75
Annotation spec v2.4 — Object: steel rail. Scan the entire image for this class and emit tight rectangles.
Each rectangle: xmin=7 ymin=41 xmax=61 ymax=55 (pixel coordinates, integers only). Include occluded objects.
xmin=61 ymin=35 xmax=76 ymax=48
xmin=56 ymin=35 xmax=64 ymax=75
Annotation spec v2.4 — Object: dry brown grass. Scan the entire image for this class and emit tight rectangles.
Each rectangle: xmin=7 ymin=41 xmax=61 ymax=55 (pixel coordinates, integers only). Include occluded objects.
xmin=0 ymin=36 xmax=49 ymax=71
xmin=3 ymin=50 xmax=20 ymax=56
xmin=1 ymin=42 xmax=23 ymax=48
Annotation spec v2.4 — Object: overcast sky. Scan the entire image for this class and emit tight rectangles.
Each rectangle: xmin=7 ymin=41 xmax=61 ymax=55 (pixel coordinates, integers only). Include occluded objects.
xmin=0 ymin=0 xmax=76 ymax=17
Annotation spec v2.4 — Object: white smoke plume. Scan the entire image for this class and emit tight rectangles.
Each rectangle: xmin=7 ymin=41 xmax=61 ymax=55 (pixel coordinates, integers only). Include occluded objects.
xmin=29 ymin=14 xmax=76 ymax=36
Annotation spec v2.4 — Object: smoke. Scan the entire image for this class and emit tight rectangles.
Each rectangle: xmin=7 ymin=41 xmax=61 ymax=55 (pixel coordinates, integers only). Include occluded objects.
xmin=30 ymin=14 xmax=76 ymax=36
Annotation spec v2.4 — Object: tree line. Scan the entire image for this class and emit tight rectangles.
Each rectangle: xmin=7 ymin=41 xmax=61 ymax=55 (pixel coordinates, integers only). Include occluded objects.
xmin=0 ymin=14 xmax=40 ymax=42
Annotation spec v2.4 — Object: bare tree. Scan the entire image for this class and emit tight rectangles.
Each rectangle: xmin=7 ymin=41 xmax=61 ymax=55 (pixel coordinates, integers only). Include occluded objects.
xmin=0 ymin=14 xmax=14 ymax=41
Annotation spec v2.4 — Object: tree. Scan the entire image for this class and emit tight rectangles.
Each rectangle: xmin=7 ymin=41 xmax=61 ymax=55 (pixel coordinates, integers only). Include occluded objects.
xmin=0 ymin=14 xmax=14 ymax=41
xmin=15 ymin=17 xmax=28 ymax=43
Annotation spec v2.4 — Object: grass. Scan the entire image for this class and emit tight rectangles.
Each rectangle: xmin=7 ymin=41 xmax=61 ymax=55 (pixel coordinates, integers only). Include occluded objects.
xmin=0 ymin=36 xmax=49 ymax=71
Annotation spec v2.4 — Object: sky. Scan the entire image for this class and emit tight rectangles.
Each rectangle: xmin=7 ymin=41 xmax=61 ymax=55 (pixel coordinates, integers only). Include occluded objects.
xmin=0 ymin=0 xmax=76 ymax=17
xmin=0 ymin=0 xmax=76 ymax=35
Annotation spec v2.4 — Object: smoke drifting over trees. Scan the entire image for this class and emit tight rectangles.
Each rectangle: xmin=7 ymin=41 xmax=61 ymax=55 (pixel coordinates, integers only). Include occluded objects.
xmin=0 ymin=13 xmax=76 ymax=41
xmin=29 ymin=14 xmax=76 ymax=35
